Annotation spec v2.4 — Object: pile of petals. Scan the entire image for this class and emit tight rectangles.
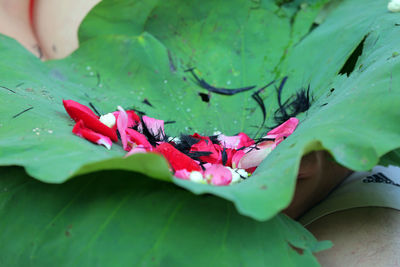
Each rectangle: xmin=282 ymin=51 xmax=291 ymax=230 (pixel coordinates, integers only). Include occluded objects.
xmin=63 ymin=100 xmax=298 ymax=186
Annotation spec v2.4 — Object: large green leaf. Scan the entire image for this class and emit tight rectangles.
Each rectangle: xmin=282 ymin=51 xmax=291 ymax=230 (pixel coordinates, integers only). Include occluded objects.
xmin=0 ymin=167 xmax=330 ymax=266
xmin=1 ymin=0 xmax=400 ymax=223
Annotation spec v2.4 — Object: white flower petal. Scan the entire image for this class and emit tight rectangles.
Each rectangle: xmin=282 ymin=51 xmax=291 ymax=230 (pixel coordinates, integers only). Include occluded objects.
xmin=99 ymin=113 xmax=116 ymax=128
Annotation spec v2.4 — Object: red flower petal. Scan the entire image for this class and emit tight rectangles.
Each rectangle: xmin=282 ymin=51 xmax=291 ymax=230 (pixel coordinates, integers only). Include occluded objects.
xmin=231 ymin=150 xmax=245 ymax=169
xmin=63 ymin=99 xmax=98 ymax=119
xmin=191 ymin=133 xmax=209 ymax=141
xmin=155 ymin=142 xmax=201 ymax=172
xmin=190 ymin=139 xmax=221 ymax=164
xmin=63 ymin=100 xmax=118 ymax=142
xmin=72 ymin=120 xmax=112 ymax=149
xmin=237 ymin=132 xmax=255 ymax=148
xmin=126 ymin=128 xmax=152 ymax=151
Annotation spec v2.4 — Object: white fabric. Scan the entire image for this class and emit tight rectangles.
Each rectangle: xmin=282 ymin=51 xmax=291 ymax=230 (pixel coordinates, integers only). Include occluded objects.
xmin=299 ymin=165 xmax=400 ymax=226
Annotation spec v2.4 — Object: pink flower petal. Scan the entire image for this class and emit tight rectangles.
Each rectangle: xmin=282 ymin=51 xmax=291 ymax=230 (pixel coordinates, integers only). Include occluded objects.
xmin=113 ymin=110 xmax=140 ymax=129
xmin=72 ymin=120 xmax=112 ymax=150
xmin=204 ymin=164 xmax=232 ymax=186
xmin=125 ymin=145 xmax=148 ymax=157
xmin=117 ymin=106 xmax=128 ymax=150
xmin=217 ymin=134 xmax=241 ymax=149
xmin=238 ymin=141 xmax=276 ymax=169
xmin=174 ymin=169 xmax=191 ymax=180
xmin=139 ymin=115 xmax=165 ymax=137
xmin=265 ymin=117 xmax=299 ymax=140
xmin=217 ymin=132 xmax=254 ymax=149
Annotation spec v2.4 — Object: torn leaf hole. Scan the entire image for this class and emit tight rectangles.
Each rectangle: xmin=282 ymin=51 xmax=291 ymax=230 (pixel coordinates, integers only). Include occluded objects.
xmin=199 ymin=92 xmax=210 ymax=103
xmin=339 ymin=35 xmax=368 ymax=76
xmin=309 ymin=22 xmax=319 ymax=32
xmin=288 ymin=243 xmax=304 ymax=255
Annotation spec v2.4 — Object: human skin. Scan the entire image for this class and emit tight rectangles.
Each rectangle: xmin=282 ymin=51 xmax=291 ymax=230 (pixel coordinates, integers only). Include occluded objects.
xmin=284 ymin=151 xmax=352 ymax=218
xmin=2 ymin=0 xmax=398 ymax=265
xmin=0 ymin=0 xmax=39 ymax=56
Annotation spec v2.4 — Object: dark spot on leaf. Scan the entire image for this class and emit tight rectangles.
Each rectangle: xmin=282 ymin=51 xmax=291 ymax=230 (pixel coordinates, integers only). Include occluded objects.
xmin=260 ymin=185 xmax=267 ymax=190
xmin=320 ymin=103 xmax=328 ymax=107
xmin=96 ymin=72 xmax=101 ymax=86
xmin=395 ymin=23 xmax=400 ymax=26
xmin=339 ymin=35 xmax=367 ymax=76
xmin=142 ymin=98 xmax=153 ymax=107
xmin=198 ymin=92 xmax=210 ymax=103
xmin=387 ymin=52 xmax=399 ymax=60
xmin=288 ymin=243 xmax=304 ymax=255
xmin=65 ymin=230 xmax=70 ymax=237
xmin=15 ymin=82 xmax=24 ymax=87
xmin=89 ymin=102 xmax=102 ymax=116
xmin=1 ymin=85 xmax=16 ymax=94
xmin=276 ymin=0 xmax=295 ymax=7
xmin=330 ymin=88 xmax=335 ymax=93
xmin=25 ymin=88 xmax=34 ymax=93
xmin=167 ymin=50 xmax=176 ymax=72
xmin=164 ymin=121 xmax=176 ymax=124
xmin=12 ymin=107 xmax=33 ymax=119
xmin=128 ymin=72 xmax=132 ymax=76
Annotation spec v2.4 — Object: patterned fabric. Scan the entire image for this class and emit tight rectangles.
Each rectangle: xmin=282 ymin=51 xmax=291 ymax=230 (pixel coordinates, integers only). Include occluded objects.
xmin=299 ymin=165 xmax=400 ymax=226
